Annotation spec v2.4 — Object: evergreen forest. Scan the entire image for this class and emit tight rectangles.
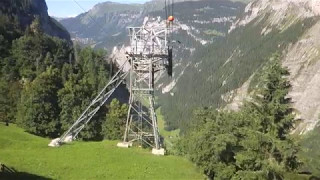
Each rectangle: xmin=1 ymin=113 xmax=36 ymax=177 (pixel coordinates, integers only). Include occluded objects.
xmin=0 ymin=5 xmax=127 ymax=141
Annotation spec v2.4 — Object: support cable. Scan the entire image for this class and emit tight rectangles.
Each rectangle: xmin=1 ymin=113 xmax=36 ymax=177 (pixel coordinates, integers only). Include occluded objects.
xmin=165 ymin=0 xmax=168 ymax=19
xmin=72 ymin=0 xmax=104 ymax=31
xmin=71 ymin=0 xmax=107 ymax=46
xmin=172 ymin=0 xmax=174 ymax=17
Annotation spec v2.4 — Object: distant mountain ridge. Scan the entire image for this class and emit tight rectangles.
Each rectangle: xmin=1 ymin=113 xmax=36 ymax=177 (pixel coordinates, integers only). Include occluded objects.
xmin=59 ymin=0 xmax=246 ymax=49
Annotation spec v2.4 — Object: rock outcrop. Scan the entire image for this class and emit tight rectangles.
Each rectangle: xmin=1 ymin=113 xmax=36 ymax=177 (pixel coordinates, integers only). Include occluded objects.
xmin=229 ymin=0 xmax=318 ymax=33
xmin=0 ymin=0 xmax=70 ymax=40
xmin=283 ymin=21 xmax=320 ymax=134
xmin=29 ymin=0 xmax=70 ymax=40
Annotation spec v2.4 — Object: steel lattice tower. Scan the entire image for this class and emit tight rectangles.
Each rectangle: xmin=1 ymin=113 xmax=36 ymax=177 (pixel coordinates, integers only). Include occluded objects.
xmin=49 ymin=17 xmax=171 ymax=155
xmin=117 ymin=19 xmax=170 ymax=155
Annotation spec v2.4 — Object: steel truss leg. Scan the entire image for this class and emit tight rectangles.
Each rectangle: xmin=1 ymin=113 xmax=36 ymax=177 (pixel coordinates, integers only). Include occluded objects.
xmin=49 ymin=60 xmax=129 ymax=146
xmin=121 ymin=94 xmax=161 ymax=150
xmin=118 ymin=57 xmax=164 ymax=155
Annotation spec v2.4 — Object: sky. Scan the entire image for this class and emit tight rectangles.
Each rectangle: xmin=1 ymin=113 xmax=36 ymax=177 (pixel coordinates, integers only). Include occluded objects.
xmin=46 ymin=0 xmax=150 ymax=18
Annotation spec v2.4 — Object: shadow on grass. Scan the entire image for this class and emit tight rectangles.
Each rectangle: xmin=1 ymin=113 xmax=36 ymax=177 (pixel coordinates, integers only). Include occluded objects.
xmin=0 ymin=164 xmax=52 ymax=180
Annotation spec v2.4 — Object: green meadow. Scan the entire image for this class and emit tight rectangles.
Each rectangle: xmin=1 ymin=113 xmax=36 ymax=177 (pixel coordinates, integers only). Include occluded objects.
xmin=0 ymin=123 xmax=203 ymax=180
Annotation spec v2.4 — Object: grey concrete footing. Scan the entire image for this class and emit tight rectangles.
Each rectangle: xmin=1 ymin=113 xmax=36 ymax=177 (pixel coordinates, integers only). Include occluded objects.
xmin=117 ymin=142 xmax=133 ymax=148
xmin=48 ymin=138 xmax=61 ymax=147
xmin=152 ymin=148 xmax=165 ymax=155
xmin=63 ymin=135 xmax=73 ymax=143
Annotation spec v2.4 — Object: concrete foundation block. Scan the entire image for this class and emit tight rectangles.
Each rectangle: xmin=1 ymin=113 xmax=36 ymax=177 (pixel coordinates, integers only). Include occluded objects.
xmin=63 ymin=135 xmax=73 ymax=143
xmin=48 ymin=138 xmax=61 ymax=147
xmin=152 ymin=148 xmax=165 ymax=155
xmin=117 ymin=142 xmax=133 ymax=148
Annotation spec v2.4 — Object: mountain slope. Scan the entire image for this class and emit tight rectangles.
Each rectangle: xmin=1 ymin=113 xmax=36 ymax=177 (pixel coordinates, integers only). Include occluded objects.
xmin=60 ymin=0 xmax=245 ymax=49
xmin=60 ymin=0 xmax=320 ymax=134
xmin=226 ymin=0 xmax=320 ymax=134
xmin=158 ymin=0 xmax=320 ymax=132
xmin=59 ymin=2 xmax=144 ymax=49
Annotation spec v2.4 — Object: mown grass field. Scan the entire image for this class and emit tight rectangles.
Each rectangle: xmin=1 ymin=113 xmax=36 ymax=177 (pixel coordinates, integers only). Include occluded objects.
xmin=0 ymin=123 xmax=203 ymax=180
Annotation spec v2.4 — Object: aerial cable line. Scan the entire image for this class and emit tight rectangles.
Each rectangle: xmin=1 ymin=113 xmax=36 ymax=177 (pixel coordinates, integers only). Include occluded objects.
xmin=72 ymin=0 xmax=102 ymax=29
xmin=71 ymin=0 xmax=116 ymax=85
xmin=172 ymin=0 xmax=174 ymax=17
xmin=71 ymin=0 xmax=107 ymax=46
xmin=168 ymin=0 xmax=171 ymax=17
xmin=165 ymin=0 xmax=168 ymax=20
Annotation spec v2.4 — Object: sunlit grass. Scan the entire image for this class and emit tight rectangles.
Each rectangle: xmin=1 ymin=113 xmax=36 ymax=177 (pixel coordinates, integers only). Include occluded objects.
xmin=0 ymin=123 xmax=203 ymax=180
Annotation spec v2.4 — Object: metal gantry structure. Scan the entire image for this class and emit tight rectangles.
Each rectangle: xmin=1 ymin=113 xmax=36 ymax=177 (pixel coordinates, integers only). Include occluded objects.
xmin=49 ymin=17 xmax=173 ymax=155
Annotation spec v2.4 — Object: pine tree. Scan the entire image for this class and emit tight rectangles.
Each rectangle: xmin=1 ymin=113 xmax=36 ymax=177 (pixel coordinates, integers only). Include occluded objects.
xmin=234 ymin=54 xmax=301 ymax=179
xmin=254 ymin=54 xmax=294 ymax=139
xmin=58 ymin=74 xmax=81 ymax=133
xmin=240 ymin=54 xmax=301 ymax=175
xmin=102 ymin=99 xmax=128 ymax=140
xmin=30 ymin=16 xmax=42 ymax=35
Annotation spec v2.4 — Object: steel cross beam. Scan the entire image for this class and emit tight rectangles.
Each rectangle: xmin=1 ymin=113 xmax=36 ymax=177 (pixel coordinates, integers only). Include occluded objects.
xmin=51 ymin=60 xmax=130 ymax=146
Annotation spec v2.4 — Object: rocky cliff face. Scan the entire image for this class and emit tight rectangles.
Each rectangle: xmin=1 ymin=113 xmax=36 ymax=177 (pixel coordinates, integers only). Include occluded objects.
xmin=0 ymin=0 xmax=70 ymax=40
xmin=229 ymin=0 xmax=319 ymax=33
xmin=28 ymin=0 xmax=70 ymax=40
xmin=283 ymin=21 xmax=320 ymax=134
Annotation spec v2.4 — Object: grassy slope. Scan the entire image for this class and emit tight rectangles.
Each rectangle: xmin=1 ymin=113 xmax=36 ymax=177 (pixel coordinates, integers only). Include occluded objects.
xmin=157 ymin=107 xmax=180 ymax=154
xmin=157 ymin=108 xmax=180 ymax=141
xmin=0 ymin=123 xmax=203 ymax=180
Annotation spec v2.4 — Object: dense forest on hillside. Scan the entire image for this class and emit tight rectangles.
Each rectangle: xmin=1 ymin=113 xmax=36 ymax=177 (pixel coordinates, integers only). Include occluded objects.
xmin=158 ymin=16 xmax=318 ymax=132
xmin=0 ymin=2 xmax=127 ymax=140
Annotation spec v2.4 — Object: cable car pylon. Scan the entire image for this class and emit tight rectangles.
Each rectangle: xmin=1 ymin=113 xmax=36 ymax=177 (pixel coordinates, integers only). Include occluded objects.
xmin=49 ymin=16 xmax=174 ymax=155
